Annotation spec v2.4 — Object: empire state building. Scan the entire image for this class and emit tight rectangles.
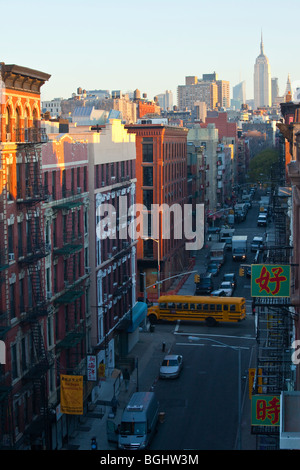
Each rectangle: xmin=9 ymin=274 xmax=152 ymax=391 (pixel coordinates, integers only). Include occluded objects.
xmin=254 ymin=33 xmax=271 ymax=109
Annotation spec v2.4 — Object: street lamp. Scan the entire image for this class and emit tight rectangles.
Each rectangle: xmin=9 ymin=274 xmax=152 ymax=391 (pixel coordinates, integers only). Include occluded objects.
xmin=142 ymin=237 xmax=160 ymax=298
xmin=199 ymin=337 xmax=243 ymax=450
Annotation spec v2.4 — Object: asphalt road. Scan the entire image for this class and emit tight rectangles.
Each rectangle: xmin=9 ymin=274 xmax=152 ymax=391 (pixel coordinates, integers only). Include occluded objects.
xmin=148 ymin=194 xmax=269 ymax=450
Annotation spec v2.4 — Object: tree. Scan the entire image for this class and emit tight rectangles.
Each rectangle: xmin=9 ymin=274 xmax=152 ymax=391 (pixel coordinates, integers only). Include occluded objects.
xmin=248 ymin=148 xmax=279 ymax=183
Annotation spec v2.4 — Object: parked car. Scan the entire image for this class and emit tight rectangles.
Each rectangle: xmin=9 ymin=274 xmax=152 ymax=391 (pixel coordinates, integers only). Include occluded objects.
xmin=251 ymin=236 xmax=264 ymax=252
xmin=159 ymin=354 xmax=183 ymax=379
xmin=219 ymin=281 xmax=233 ymax=296
xmin=211 ymin=289 xmax=226 ymax=297
xmin=207 ymin=263 xmax=219 ymax=276
xmin=195 ymin=274 xmax=214 ymax=295
xmin=222 ymin=273 xmax=236 ymax=291
xmin=257 ymin=214 xmax=267 ymax=227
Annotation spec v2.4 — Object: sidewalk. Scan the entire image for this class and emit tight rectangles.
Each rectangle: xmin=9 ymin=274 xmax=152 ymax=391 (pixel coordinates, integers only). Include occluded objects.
xmin=63 ymin=239 xmax=256 ymax=451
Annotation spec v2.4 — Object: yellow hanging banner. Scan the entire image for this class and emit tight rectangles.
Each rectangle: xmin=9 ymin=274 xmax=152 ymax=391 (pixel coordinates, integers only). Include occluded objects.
xmin=60 ymin=374 xmax=83 ymax=415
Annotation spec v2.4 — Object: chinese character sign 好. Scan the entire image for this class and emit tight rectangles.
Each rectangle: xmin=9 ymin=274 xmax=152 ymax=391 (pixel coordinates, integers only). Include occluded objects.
xmin=251 ymin=265 xmax=290 ymax=297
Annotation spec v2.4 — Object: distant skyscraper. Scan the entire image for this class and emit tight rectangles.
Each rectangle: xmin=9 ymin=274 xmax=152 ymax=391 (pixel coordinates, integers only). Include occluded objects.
xmin=271 ymin=78 xmax=279 ymax=105
xmin=285 ymin=74 xmax=292 ymax=96
xmin=233 ymin=81 xmax=246 ymax=103
xmin=254 ymin=33 xmax=271 ymax=108
xmin=156 ymin=90 xmax=173 ymax=110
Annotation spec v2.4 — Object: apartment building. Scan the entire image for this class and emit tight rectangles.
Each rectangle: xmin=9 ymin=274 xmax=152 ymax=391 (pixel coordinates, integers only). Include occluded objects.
xmin=67 ymin=119 xmax=146 ymax=377
xmin=41 ymin=133 xmax=90 ymax=449
xmin=187 ymin=123 xmax=219 ymax=217
xmin=0 ymin=62 xmax=52 ymax=449
xmin=177 ymin=81 xmax=218 ymax=111
xmin=125 ymin=120 xmax=189 ymax=302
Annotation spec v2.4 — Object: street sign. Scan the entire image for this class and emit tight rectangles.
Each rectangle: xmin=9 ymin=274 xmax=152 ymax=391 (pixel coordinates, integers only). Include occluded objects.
xmin=251 ymin=394 xmax=280 ymax=427
xmin=251 ymin=264 xmax=290 ymax=297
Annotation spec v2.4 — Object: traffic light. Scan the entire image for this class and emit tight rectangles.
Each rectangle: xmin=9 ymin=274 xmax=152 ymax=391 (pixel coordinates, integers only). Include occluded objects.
xmin=239 ymin=267 xmax=245 ymax=277
xmin=194 ymin=274 xmax=200 ymax=283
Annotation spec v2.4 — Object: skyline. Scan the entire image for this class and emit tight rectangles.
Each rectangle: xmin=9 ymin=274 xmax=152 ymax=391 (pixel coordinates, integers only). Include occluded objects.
xmin=2 ymin=0 xmax=300 ymax=106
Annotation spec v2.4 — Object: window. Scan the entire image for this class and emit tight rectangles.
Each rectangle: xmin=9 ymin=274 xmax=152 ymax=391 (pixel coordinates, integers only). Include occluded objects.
xmin=230 ymin=304 xmax=236 ymax=312
xmin=47 ymin=316 xmax=54 ymax=348
xmin=44 ymin=171 xmax=48 ymax=195
xmin=209 ymin=304 xmax=215 ymax=311
xmin=71 ymin=168 xmax=75 ymax=193
xmin=54 ymin=264 xmax=57 ymax=293
xmin=52 ymin=171 xmax=56 ymax=200
xmin=21 ymin=337 xmax=27 ymax=372
xmin=84 ymin=166 xmax=87 ymax=191
xmin=46 ymin=267 xmax=51 ymax=293
xmin=7 ymin=164 xmax=13 ymax=200
xmin=190 ymin=304 xmax=195 ymax=310
xmin=196 ymin=304 xmax=202 ymax=311
xmin=16 ymin=163 xmax=21 ymax=198
xmin=9 ymin=283 xmax=16 ymax=319
xmin=11 ymin=344 xmax=18 ymax=380
xmin=110 ymin=162 xmax=115 ymax=178
xmin=8 ymin=224 xmax=14 ymax=255
xmin=183 ymin=303 xmax=189 ymax=309
xmin=63 ymin=215 xmax=67 ymax=243
xmin=77 ymin=167 xmax=80 ymax=189
xmin=203 ymin=304 xmax=209 ymax=311
xmin=28 ymin=275 xmax=33 ymax=308
xmin=176 ymin=303 xmax=183 ymax=309
xmin=19 ymin=278 xmax=24 ymax=312
xmin=142 ymin=139 xmax=153 ymax=162
xmin=62 ymin=169 xmax=66 ymax=198
xmin=121 ymin=161 xmax=125 ymax=178
xmin=160 ymin=303 xmax=167 ymax=309
xmin=167 ymin=303 xmax=175 ymax=309
xmin=143 ymin=190 xmax=153 ymax=210
xmin=143 ymin=166 xmax=153 ymax=186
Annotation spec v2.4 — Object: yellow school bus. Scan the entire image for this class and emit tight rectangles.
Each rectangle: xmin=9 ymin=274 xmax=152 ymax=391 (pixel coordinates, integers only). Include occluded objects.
xmin=147 ymin=295 xmax=246 ymax=326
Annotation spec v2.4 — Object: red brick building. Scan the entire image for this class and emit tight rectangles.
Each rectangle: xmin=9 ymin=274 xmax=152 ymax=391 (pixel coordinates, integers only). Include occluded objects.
xmin=41 ymin=133 xmax=90 ymax=448
xmin=125 ymin=121 xmax=190 ymax=301
xmin=205 ymin=111 xmax=238 ymax=143
xmin=0 ymin=63 xmax=51 ymax=449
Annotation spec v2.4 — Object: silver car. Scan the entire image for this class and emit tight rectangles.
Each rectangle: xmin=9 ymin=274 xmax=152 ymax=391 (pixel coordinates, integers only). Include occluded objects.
xmin=159 ymin=354 xmax=183 ymax=379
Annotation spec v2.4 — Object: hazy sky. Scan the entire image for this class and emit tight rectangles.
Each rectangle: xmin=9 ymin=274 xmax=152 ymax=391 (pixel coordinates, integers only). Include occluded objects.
xmin=2 ymin=0 xmax=300 ymax=105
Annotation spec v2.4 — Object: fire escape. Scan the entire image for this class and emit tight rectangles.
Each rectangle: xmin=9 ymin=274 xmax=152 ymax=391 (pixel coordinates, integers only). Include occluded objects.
xmin=252 ymin=143 xmax=293 ymax=450
xmin=16 ymin=127 xmax=53 ymax=448
xmin=0 ymin=157 xmax=14 ymax=449
xmin=52 ymin=187 xmax=86 ymax=374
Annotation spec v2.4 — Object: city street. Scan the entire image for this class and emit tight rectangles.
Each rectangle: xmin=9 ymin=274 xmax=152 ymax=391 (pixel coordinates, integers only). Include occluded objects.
xmin=146 ymin=192 xmax=270 ymax=450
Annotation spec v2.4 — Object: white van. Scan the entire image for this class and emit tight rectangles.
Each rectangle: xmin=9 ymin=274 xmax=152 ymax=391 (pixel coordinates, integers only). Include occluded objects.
xmin=118 ymin=392 xmax=159 ymax=450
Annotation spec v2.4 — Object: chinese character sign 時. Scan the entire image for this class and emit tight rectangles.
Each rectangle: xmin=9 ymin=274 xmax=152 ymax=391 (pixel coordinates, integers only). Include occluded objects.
xmin=251 ymin=264 xmax=290 ymax=297
xmin=251 ymin=395 xmax=280 ymax=427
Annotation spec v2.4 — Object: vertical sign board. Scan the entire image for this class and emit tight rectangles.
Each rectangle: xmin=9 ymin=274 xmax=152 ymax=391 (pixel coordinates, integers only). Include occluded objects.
xmin=251 ymin=264 xmax=290 ymax=298
xmin=251 ymin=394 xmax=280 ymax=427
xmin=60 ymin=375 xmax=83 ymax=415
xmin=248 ymin=368 xmax=263 ymax=399
xmin=87 ymin=355 xmax=97 ymax=381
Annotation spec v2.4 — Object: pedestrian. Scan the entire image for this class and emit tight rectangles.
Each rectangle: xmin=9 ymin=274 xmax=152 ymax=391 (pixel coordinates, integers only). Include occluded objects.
xmin=111 ymin=395 xmax=119 ymax=415
xmin=123 ymin=368 xmax=130 ymax=391
xmin=91 ymin=437 xmax=97 ymax=450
